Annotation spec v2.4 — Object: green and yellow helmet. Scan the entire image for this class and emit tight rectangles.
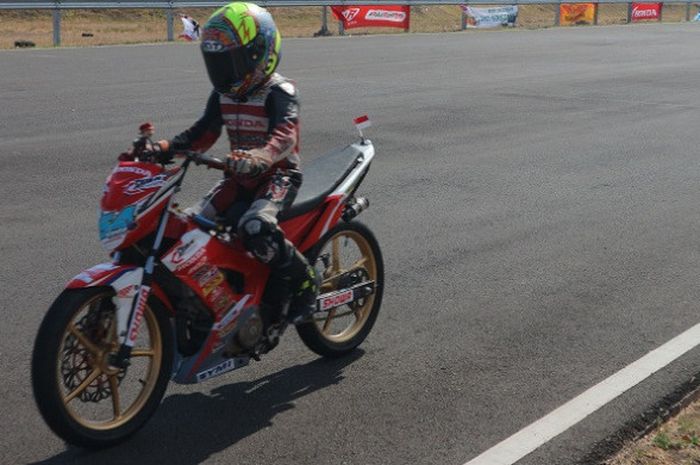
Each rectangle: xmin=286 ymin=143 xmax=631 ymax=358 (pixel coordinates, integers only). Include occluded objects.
xmin=200 ymin=2 xmax=282 ymax=97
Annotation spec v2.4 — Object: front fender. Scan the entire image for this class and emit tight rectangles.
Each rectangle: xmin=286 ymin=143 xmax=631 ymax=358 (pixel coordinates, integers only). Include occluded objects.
xmin=67 ymin=262 xmax=136 ymax=289
xmin=67 ymin=262 xmax=174 ymax=315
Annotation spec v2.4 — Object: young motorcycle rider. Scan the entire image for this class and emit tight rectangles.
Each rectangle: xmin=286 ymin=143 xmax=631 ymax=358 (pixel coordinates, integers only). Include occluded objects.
xmin=152 ymin=2 xmax=320 ymax=324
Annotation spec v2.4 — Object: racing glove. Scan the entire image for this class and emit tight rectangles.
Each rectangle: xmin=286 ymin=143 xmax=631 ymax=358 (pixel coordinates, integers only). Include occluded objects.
xmin=225 ymin=151 xmax=270 ymax=178
xmin=151 ymin=140 xmax=174 ymax=164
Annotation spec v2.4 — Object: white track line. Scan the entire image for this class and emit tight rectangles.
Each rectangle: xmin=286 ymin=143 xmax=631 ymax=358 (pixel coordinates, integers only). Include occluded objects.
xmin=464 ymin=321 xmax=700 ymax=465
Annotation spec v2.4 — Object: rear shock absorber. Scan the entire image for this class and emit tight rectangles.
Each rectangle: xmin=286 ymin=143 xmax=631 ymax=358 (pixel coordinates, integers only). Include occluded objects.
xmin=342 ymin=197 xmax=370 ymax=221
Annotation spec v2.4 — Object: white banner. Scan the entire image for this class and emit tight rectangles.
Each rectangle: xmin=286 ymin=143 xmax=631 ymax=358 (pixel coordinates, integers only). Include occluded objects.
xmin=462 ymin=5 xmax=518 ymax=28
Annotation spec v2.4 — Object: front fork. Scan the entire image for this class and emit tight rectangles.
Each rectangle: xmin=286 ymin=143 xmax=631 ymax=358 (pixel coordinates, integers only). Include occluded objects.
xmin=109 ymin=185 xmax=181 ymax=369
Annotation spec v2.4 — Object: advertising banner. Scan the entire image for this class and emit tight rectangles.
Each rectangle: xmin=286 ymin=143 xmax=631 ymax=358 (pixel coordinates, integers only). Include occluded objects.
xmin=631 ymin=2 xmax=662 ymax=21
xmin=331 ymin=5 xmax=411 ymax=30
xmin=559 ymin=3 xmax=597 ymax=25
xmin=462 ymin=5 xmax=518 ymax=28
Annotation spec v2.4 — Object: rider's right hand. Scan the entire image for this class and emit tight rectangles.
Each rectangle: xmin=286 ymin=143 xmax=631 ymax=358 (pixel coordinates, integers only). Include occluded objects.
xmin=136 ymin=140 xmax=173 ymax=164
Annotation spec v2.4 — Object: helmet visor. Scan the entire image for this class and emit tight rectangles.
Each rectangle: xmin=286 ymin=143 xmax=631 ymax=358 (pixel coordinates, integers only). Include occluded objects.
xmin=202 ymin=47 xmax=252 ymax=93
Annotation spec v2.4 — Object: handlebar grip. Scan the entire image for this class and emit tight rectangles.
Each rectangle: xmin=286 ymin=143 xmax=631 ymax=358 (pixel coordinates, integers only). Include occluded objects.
xmin=180 ymin=151 xmax=226 ymax=170
xmin=198 ymin=154 xmax=226 ymax=171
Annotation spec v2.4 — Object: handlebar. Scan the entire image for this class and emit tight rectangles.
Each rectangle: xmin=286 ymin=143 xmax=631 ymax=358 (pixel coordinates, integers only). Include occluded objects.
xmin=178 ymin=151 xmax=226 ymax=171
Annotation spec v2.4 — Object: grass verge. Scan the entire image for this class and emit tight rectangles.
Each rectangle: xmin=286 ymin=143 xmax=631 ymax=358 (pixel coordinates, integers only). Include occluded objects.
xmin=606 ymin=396 xmax=700 ymax=465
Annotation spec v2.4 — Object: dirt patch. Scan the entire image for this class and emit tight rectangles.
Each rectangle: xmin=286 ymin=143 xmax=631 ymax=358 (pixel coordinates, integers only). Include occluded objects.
xmin=606 ymin=398 xmax=700 ymax=465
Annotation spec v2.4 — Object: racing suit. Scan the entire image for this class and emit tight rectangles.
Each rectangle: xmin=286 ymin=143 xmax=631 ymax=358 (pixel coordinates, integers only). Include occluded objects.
xmin=170 ymin=73 xmax=317 ymax=322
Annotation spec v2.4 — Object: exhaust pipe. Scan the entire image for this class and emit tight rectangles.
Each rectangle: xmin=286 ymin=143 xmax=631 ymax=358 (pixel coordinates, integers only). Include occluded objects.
xmin=342 ymin=197 xmax=369 ymax=221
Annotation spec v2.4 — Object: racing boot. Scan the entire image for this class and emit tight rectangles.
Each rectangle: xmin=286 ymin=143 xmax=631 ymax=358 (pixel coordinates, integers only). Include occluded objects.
xmin=290 ymin=263 xmax=321 ymax=325
xmin=275 ymin=249 xmax=321 ymax=324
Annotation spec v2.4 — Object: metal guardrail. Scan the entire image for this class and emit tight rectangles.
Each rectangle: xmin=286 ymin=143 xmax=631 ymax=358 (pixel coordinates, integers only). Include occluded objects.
xmin=1 ymin=0 xmax=698 ymax=46
xmin=1 ymin=0 xmax=693 ymax=6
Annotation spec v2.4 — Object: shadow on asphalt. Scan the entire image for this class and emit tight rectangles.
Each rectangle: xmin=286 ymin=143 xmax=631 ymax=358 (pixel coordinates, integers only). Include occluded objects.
xmin=31 ymin=349 xmax=365 ymax=465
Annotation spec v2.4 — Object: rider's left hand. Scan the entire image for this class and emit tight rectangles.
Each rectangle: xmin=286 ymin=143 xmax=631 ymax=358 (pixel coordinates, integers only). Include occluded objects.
xmin=226 ymin=151 xmax=269 ymax=177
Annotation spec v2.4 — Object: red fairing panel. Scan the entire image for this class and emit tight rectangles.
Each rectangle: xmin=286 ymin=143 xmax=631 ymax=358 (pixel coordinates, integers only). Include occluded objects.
xmin=298 ymin=195 xmax=345 ymax=252
xmin=101 ymin=162 xmax=168 ymax=211
xmin=280 ymin=208 xmax=323 ymax=251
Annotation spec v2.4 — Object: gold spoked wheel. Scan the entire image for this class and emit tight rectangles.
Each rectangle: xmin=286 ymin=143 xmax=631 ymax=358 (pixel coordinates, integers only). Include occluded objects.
xmin=58 ymin=293 xmax=162 ymax=430
xmin=297 ymin=221 xmax=384 ymax=358
xmin=32 ymin=288 xmax=173 ymax=448
xmin=314 ymin=230 xmax=378 ymax=342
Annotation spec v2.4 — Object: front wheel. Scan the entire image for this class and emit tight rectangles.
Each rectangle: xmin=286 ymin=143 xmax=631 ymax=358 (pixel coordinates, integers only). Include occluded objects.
xmin=296 ymin=221 xmax=384 ymax=358
xmin=32 ymin=287 xmax=173 ymax=449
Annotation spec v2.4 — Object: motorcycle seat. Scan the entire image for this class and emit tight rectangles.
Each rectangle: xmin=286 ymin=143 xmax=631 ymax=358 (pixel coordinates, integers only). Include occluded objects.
xmin=279 ymin=144 xmax=363 ymax=221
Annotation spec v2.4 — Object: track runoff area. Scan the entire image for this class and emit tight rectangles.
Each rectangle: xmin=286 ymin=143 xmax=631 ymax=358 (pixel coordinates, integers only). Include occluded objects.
xmin=5 ymin=21 xmax=700 ymax=465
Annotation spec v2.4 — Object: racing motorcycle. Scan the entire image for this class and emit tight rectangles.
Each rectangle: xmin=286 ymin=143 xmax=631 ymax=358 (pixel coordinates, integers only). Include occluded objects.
xmin=31 ymin=130 xmax=383 ymax=449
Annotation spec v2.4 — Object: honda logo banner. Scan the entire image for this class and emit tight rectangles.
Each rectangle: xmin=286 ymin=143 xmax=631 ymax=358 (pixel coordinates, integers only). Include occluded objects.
xmin=331 ymin=5 xmax=411 ymax=30
xmin=631 ymin=2 xmax=662 ymax=21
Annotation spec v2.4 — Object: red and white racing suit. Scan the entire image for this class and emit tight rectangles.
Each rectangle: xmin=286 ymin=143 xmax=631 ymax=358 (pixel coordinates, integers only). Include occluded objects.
xmin=171 ymin=73 xmax=314 ymax=314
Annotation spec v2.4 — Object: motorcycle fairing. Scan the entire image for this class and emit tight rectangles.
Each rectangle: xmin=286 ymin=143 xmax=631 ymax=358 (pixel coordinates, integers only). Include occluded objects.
xmin=171 ymin=295 xmax=256 ymax=384
xmin=99 ymin=162 xmax=184 ymax=251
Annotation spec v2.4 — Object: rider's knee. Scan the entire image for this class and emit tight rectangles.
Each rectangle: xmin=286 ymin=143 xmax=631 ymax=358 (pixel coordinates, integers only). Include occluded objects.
xmin=238 ymin=215 xmax=287 ymax=266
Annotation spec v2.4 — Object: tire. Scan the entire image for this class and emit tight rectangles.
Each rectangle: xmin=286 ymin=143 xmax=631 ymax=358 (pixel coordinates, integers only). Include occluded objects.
xmin=32 ymin=287 xmax=173 ymax=449
xmin=296 ymin=221 xmax=384 ymax=358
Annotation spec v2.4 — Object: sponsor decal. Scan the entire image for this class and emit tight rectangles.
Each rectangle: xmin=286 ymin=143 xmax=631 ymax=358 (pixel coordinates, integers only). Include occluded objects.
xmin=331 ymin=5 xmax=410 ymax=30
xmin=196 ymin=358 xmax=237 ymax=382
xmin=192 ymin=264 xmax=218 ymax=285
xmin=365 ymin=9 xmax=407 ymax=22
xmin=202 ymin=272 xmax=225 ymax=296
xmin=125 ymin=174 xmax=168 ymax=195
xmin=213 ymin=296 xmax=251 ymax=331
xmin=225 ymin=118 xmax=267 ymax=130
xmin=213 ymin=292 xmax=234 ymax=313
xmin=163 ymin=229 xmax=210 ymax=271
xmin=127 ymin=285 xmax=150 ymax=344
xmin=462 ymin=6 xmax=519 ymax=28
xmin=99 ymin=205 xmax=137 ymax=250
xmin=172 ymin=239 xmax=195 ymax=264
xmin=559 ymin=3 xmax=597 ymax=25
xmin=201 ymin=40 xmax=224 ymax=52
xmin=320 ymin=289 xmax=354 ymax=311
xmin=631 ymin=2 xmax=662 ymax=21
xmin=178 ymin=249 xmax=206 ymax=272
xmin=268 ymin=179 xmax=290 ymax=202
xmin=114 ymin=166 xmax=153 ymax=177
xmin=342 ymin=8 xmax=361 ymax=22
xmin=117 ymin=284 xmax=138 ymax=298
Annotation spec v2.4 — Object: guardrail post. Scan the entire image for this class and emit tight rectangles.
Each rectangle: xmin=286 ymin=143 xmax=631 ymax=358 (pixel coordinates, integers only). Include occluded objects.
xmin=554 ymin=2 xmax=561 ymax=26
xmin=52 ymin=6 xmax=61 ymax=47
xmin=339 ymin=20 xmax=345 ymax=35
xmin=686 ymin=1 xmax=691 ymax=21
xmin=461 ymin=7 xmax=467 ymax=30
xmin=659 ymin=2 xmax=663 ymax=21
xmin=627 ymin=2 xmax=632 ymax=22
xmin=166 ymin=5 xmax=174 ymax=41
xmin=405 ymin=5 xmax=410 ymax=32
xmin=321 ymin=6 xmax=328 ymax=33
xmin=593 ymin=2 xmax=599 ymax=24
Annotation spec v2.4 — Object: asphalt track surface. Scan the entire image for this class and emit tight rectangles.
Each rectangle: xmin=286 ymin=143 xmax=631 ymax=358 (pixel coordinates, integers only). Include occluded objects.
xmin=3 ymin=23 xmax=700 ymax=465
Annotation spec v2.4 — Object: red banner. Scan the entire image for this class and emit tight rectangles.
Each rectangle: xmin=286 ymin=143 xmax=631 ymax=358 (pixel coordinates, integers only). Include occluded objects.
xmin=331 ymin=5 xmax=411 ymax=30
xmin=631 ymin=2 xmax=662 ymax=21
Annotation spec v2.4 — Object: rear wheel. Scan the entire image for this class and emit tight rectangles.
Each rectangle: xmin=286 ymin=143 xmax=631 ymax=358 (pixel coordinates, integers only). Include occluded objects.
xmin=296 ymin=221 xmax=384 ymax=358
xmin=32 ymin=287 xmax=173 ymax=449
